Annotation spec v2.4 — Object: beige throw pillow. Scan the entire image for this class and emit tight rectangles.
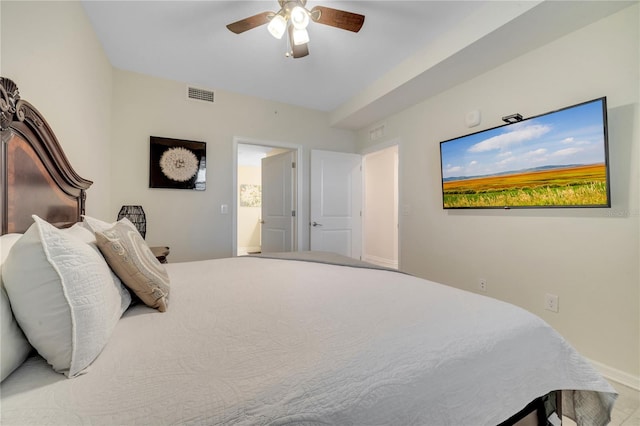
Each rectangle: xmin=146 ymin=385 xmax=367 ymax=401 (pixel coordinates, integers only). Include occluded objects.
xmin=96 ymin=219 xmax=170 ymax=312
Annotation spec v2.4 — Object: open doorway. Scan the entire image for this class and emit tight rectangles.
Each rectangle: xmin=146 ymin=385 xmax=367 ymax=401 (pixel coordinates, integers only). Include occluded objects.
xmin=308 ymin=146 xmax=398 ymax=265
xmin=233 ymin=139 xmax=302 ymax=257
xmin=237 ymin=144 xmax=272 ymax=256
xmin=362 ymin=143 xmax=399 ymax=269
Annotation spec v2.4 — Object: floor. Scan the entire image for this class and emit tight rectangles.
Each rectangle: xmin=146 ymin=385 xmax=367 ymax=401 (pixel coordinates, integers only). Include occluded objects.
xmin=563 ymin=380 xmax=640 ymax=425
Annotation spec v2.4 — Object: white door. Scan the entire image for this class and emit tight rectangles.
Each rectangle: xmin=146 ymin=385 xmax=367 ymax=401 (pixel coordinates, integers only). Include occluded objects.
xmin=310 ymin=150 xmax=362 ymax=259
xmin=261 ymin=151 xmax=295 ymax=253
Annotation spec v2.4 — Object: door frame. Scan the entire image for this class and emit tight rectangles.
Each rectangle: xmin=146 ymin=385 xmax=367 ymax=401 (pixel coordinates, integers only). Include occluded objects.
xmin=232 ymin=136 xmax=303 ymax=256
xmin=360 ymin=138 xmax=401 ymax=269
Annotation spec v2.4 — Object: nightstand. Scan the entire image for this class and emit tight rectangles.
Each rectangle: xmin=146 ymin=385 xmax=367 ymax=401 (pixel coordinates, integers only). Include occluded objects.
xmin=150 ymin=246 xmax=170 ymax=264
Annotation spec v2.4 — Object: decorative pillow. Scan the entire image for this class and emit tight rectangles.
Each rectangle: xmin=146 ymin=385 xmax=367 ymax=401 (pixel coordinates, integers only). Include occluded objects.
xmin=2 ymin=216 xmax=131 ymax=377
xmin=0 ymin=233 xmax=32 ymax=382
xmin=62 ymin=222 xmax=132 ymax=310
xmin=95 ymin=218 xmax=170 ymax=312
xmin=66 ymin=221 xmax=99 ymax=243
xmin=81 ymin=215 xmax=115 ymax=234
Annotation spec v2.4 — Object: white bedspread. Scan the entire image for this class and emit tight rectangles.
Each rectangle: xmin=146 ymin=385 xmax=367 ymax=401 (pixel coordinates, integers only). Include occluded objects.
xmin=0 ymin=257 xmax=616 ymax=425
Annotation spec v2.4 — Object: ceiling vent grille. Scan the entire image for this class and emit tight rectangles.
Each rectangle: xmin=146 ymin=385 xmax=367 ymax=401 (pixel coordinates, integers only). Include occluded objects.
xmin=187 ymin=86 xmax=214 ymax=103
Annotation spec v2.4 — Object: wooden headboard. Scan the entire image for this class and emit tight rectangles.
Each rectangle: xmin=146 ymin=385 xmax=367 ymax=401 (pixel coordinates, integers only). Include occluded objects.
xmin=0 ymin=77 xmax=92 ymax=234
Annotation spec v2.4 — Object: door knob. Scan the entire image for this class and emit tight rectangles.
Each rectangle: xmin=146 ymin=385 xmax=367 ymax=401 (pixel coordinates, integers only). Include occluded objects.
xmin=312 ymin=221 xmax=323 ymax=227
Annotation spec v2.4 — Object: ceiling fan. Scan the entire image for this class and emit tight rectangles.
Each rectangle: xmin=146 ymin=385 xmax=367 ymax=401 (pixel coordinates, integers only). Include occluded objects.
xmin=226 ymin=0 xmax=365 ymax=58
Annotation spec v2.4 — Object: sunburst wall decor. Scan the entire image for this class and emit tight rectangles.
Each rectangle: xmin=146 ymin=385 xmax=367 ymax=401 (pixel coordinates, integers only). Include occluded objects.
xmin=149 ymin=136 xmax=206 ymax=190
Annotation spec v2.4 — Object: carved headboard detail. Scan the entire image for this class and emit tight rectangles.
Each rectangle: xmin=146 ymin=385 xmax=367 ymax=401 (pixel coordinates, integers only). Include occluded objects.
xmin=0 ymin=77 xmax=93 ymax=234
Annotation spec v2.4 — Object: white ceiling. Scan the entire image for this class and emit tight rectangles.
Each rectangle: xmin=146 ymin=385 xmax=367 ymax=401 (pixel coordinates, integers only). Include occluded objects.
xmin=82 ymin=0 xmax=635 ymax=130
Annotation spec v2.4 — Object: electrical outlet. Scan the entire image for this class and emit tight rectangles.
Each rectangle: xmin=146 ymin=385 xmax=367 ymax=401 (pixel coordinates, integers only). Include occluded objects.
xmin=545 ymin=293 xmax=559 ymax=313
xmin=478 ymin=278 xmax=487 ymax=292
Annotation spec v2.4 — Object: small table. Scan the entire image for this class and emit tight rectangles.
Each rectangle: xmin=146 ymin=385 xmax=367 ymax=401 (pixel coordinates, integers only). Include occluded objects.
xmin=150 ymin=246 xmax=170 ymax=264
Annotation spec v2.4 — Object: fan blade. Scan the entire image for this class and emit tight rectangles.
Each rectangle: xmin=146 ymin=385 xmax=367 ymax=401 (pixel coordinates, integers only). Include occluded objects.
xmin=226 ymin=11 xmax=274 ymax=34
xmin=288 ymin=25 xmax=309 ymax=58
xmin=310 ymin=6 xmax=364 ymax=33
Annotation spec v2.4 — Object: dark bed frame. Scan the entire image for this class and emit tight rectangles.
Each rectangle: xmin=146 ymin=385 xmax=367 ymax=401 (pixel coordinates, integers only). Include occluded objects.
xmin=0 ymin=77 xmax=91 ymax=235
xmin=0 ymin=76 xmax=562 ymax=425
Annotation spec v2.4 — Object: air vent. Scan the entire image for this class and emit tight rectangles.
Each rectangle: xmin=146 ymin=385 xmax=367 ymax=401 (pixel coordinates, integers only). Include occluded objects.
xmin=187 ymin=86 xmax=214 ymax=103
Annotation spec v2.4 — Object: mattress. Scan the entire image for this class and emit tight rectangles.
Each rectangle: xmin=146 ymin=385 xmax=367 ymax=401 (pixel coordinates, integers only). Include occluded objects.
xmin=0 ymin=256 xmax=616 ymax=425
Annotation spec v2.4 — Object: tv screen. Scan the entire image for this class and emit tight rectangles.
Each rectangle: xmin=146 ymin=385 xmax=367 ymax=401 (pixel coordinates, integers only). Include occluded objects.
xmin=439 ymin=97 xmax=610 ymax=209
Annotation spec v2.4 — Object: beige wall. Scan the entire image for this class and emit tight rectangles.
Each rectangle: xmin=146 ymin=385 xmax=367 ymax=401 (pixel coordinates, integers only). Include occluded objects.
xmin=1 ymin=0 xmax=113 ymax=218
xmin=357 ymin=6 xmax=640 ymax=382
xmin=111 ymin=69 xmax=356 ymax=261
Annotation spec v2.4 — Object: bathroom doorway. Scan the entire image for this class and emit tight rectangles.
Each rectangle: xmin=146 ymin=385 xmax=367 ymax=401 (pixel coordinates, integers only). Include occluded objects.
xmin=233 ymin=139 xmax=301 ymax=256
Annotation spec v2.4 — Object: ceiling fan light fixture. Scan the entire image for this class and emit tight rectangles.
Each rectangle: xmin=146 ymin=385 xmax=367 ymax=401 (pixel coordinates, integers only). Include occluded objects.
xmin=267 ymin=14 xmax=287 ymax=39
xmin=292 ymin=27 xmax=309 ymax=45
xmin=227 ymin=1 xmax=364 ymax=58
xmin=290 ymin=6 xmax=310 ymax=29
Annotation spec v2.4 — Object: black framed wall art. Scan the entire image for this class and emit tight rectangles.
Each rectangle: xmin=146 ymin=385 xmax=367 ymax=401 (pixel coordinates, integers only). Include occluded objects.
xmin=149 ymin=136 xmax=206 ymax=190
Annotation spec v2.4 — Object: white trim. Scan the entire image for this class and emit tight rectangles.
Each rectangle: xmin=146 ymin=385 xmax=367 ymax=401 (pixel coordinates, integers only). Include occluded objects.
xmin=232 ymin=137 xmax=303 ymax=257
xmin=588 ymin=358 xmax=640 ymax=391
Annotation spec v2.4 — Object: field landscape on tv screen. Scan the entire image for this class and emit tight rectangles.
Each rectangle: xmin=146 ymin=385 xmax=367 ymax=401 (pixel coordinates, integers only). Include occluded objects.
xmin=440 ymin=98 xmax=609 ymax=209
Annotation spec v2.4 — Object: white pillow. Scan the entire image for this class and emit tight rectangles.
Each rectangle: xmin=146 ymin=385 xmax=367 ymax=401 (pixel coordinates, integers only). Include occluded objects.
xmin=63 ymin=222 xmax=131 ymax=310
xmin=66 ymin=221 xmax=98 ymax=243
xmin=81 ymin=215 xmax=116 ymax=234
xmin=0 ymin=233 xmax=32 ymax=382
xmin=2 ymin=216 xmax=131 ymax=377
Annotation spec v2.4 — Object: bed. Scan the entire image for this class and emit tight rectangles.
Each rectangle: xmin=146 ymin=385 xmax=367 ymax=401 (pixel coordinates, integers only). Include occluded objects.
xmin=0 ymin=76 xmax=617 ymax=425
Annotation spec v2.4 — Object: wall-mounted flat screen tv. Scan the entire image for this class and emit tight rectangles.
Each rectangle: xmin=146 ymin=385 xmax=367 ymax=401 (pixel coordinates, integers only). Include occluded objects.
xmin=439 ymin=97 xmax=610 ymax=209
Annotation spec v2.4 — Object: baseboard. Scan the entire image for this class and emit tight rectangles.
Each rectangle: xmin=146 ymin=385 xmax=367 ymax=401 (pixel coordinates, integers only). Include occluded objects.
xmin=588 ymin=358 xmax=640 ymax=391
xmin=362 ymin=254 xmax=398 ymax=269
